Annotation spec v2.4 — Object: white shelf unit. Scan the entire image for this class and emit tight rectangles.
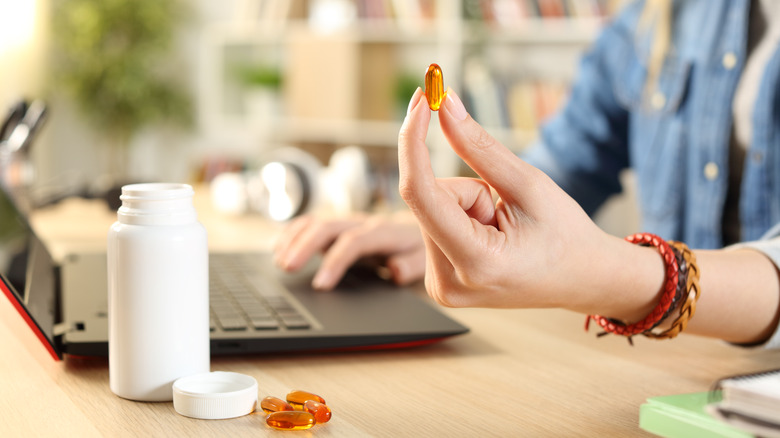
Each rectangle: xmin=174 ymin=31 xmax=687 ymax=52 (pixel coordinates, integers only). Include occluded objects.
xmin=199 ymin=0 xmax=608 ymax=177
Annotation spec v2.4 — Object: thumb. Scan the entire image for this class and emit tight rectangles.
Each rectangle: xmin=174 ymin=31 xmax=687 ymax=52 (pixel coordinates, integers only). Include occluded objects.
xmin=438 ymin=89 xmax=539 ymax=205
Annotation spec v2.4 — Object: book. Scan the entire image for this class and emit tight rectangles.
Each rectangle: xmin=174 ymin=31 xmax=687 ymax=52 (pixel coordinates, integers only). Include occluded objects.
xmin=709 ymin=369 xmax=780 ymax=438
xmin=639 ymin=392 xmax=753 ymax=438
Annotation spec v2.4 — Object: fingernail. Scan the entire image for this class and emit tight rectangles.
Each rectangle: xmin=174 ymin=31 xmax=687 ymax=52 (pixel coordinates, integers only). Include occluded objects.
xmin=312 ymin=271 xmax=332 ymax=290
xmin=407 ymin=87 xmax=423 ymax=115
xmin=389 ymin=261 xmax=404 ymax=285
xmin=443 ymin=88 xmax=467 ymax=121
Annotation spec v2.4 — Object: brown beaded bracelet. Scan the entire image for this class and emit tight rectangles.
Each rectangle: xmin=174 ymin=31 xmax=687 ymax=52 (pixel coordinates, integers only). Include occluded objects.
xmin=585 ymin=233 xmax=679 ymax=339
xmin=642 ymin=241 xmax=701 ymax=340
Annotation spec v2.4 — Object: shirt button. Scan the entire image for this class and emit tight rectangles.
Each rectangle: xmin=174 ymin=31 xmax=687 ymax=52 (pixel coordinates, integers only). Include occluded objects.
xmin=704 ymin=162 xmax=719 ymax=180
xmin=753 ymin=152 xmax=764 ymax=163
xmin=651 ymin=92 xmax=666 ymax=109
xmin=722 ymin=52 xmax=737 ymax=70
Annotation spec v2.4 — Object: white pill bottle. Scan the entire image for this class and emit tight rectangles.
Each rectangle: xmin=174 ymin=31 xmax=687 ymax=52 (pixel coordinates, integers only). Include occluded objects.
xmin=108 ymin=183 xmax=210 ymax=401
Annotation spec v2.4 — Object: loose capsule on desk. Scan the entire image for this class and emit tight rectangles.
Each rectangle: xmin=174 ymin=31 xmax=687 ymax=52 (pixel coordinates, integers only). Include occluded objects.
xmin=424 ymin=63 xmax=446 ymax=111
xmin=304 ymin=399 xmax=332 ymax=423
xmin=260 ymin=396 xmax=293 ymax=414
xmin=286 ymin=389 xmax=326 ymax=410
xmin=266 ymin=411 xmax=316 ymax=431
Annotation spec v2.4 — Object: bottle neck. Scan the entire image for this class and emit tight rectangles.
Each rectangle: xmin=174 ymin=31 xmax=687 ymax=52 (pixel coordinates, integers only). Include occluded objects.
xmin=117 ymin=183 xmax=198 ymax=226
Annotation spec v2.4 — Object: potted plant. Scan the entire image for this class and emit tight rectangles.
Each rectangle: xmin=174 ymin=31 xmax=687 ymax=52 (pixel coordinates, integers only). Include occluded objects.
xmin=234 ymin=63 xmax=284 ymax=126
xmin=49 ymin=0 xmax=193 ymax=180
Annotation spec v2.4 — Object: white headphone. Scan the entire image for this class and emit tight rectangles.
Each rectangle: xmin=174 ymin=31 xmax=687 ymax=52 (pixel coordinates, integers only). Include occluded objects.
xmin=211 ymin=146 xmax=374 ymax=221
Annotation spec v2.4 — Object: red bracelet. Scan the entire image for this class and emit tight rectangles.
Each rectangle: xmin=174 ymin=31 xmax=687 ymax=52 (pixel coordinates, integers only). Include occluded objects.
xmin=585 ymin=233 xmax=679 ymax=338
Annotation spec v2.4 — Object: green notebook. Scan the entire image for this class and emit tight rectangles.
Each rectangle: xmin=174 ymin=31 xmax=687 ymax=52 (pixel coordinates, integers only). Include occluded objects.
xmin=639 ymin=392 xmax=753 ymax=438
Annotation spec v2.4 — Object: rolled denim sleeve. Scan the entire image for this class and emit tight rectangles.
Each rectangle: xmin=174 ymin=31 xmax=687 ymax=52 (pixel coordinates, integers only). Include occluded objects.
xmin=522 ymin=3 xmax=644 ymax=216
xmin=728 ymin=223 xmax=780 ymax=349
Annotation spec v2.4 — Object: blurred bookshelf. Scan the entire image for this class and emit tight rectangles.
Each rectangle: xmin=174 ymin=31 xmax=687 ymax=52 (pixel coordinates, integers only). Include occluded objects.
xmin=199 ymin=0 xmax=624 ymax=177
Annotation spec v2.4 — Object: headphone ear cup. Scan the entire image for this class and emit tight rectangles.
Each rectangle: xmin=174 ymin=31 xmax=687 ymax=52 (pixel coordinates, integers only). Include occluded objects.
xmin=324 ymin=146 xmax=373 ymax=213
xmin=249 ymin=147 xmax=323 ymax=221
xmin=248 ymin=146 xmax=373 ymax=220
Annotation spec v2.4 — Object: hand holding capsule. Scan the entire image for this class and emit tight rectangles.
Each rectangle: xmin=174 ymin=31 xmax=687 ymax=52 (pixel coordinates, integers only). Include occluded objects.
xmin=398 ymin=87 xmax=658 ymax=319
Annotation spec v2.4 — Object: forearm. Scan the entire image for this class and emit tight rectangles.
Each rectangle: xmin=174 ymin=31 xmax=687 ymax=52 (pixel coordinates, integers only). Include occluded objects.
xmin=685 ymin=249 xmax=780 ymax=344
xmin=577 ymin=236 xmax=780 ymax=344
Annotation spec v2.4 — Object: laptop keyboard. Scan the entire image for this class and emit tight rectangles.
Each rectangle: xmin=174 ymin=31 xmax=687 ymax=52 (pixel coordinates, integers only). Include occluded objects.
xmin=209 ymin=254 xmax=312 ymax=332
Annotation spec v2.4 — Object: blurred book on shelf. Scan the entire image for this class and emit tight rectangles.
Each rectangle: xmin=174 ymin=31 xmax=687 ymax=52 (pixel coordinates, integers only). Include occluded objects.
xmin=463 ymin=58 xmax=569 ymax=144
xmin=232 ymin=0 xmax=627 ymax=34
xmin=464 ymin=0 xmax=626 ymax=29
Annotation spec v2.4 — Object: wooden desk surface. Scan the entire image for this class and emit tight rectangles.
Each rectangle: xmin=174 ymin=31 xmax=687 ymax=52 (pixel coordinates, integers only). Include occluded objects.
xmin=4 ymin=193 xmax=780 ymax=437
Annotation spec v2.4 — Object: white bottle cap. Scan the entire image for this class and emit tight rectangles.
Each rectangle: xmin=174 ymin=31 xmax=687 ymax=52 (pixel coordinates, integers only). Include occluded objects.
xmin=172 ymin=371 xmax=258 ymax=419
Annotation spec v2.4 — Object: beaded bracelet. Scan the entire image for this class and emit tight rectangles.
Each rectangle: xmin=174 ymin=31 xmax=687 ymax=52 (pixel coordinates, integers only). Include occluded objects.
xmin=585 ymin=233 xmax=679 ymax=340
xmin=643 ymin=241 xmax=701 ymax=340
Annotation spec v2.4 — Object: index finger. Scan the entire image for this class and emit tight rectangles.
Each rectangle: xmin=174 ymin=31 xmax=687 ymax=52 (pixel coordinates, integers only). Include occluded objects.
xmin=438 ymin=88 xmax=539 ymax=206
xmin=397 ymin=88 xmax=478 ymax=257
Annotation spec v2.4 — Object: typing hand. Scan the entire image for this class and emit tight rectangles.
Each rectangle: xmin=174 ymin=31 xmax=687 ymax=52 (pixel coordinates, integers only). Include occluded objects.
xmin=274 ymin=212 xmax=425 ymax=290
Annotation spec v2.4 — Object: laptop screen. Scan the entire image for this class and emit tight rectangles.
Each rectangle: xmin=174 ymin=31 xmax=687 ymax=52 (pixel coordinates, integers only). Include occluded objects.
xmin=0 ymin=188 xmax=59 ymax=357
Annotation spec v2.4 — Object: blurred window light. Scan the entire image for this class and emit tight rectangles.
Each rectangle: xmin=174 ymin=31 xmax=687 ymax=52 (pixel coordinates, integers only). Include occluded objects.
xmin=0 ymin=0 xmax=36 ymax=54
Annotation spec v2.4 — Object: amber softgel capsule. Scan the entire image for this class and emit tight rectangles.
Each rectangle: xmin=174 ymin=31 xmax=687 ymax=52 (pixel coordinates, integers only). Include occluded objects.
xmin=304 ymin=399 xmax=332 ymax=423
xmin=266 ymin=411 xmax=316 ymax=431
xmin=260 ymin=396 xmax=293 ymax=414
xmin=286 ymin=389 xmax=326 ymax=410
xmin=424 ymin=63 xmax=446 ymax=111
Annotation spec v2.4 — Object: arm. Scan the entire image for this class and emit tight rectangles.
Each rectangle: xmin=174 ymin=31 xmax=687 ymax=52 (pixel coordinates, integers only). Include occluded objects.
xmin=686 ymin=249 xmax=780 ymax=344
xmin=605 ymin=243 xmax=780 ymax=345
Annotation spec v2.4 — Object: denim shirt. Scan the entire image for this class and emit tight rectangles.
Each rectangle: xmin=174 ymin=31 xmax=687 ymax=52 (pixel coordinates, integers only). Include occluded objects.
xmin=522 ymin=0 xmax=780 ymax=250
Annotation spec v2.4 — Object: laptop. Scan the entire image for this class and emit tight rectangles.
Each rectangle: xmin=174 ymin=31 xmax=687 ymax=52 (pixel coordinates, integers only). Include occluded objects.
xmin=0 ymin=186 xmax=468 ymax=361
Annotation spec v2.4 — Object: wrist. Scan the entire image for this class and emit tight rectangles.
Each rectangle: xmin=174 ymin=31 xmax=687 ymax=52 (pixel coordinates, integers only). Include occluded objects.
xmin=571 ymin=233 xmax=667 ymax=322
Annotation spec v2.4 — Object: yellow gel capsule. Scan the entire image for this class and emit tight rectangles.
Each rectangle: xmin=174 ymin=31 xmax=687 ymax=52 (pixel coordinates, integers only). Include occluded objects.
xmin=260 ymin=396 xmax=293 ymax=414
xmin=266 ymin=411 xmax=316 ymax=431
xmin=424 ymin=63 xmax=446 ymax=111
xmin=286 ymin=389 xmax=326 ymax=410
xmin=304 ymin=399 xmax=332 ymax=423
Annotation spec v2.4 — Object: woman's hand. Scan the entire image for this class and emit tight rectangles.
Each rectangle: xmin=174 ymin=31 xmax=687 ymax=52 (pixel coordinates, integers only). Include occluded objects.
xmin=273 ymin=211 xmax=426 ymax=290
xmin=398 ymin=87 xmax=664 ymax=317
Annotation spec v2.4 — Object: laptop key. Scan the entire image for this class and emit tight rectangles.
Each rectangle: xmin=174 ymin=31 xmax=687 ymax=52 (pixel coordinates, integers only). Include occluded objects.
xmin=251 ymin=317 xmax=280 ymax=330
xmin=213 ymin=311 xmax=240 ymax=320
xmin=245 ymin=312 xmax=273 ymax=321
xmin=281 ymin=316 xmax=311 ymax=330
xmin=219 ymin=317 xmax=248 ymax=331
xmin=210 ymin=253 xmax=316 ymax=333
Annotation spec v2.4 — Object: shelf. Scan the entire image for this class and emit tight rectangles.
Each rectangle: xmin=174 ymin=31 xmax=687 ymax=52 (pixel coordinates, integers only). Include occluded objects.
xmin=253 ymin=116 xmax=539 ymax=155
xmin=349 ymin=20 xmax=444 ymax=44
xmin=465 ymin=17 xmax=604 ymax=44
xmin=208 ymin=19 xmax=448 ymax=46
xmin=209 ymin=17 xmax=601 ymax=47
xmin=267 ymin=117 xmax=402 ymax=147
